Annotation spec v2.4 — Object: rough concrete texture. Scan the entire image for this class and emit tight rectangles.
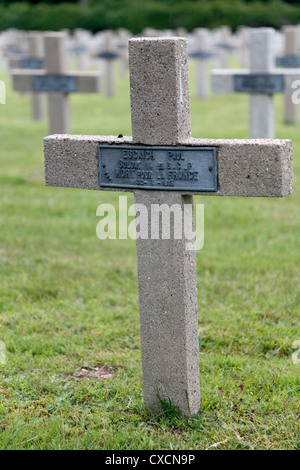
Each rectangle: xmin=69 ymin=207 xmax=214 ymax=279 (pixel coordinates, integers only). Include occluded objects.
xmin=44 ymin=135 xmax=293 ymax=197
xmin=134 ymin=190 xmax=200 ymax=417
xmin=129 ymin=37 xmax=191 ymax=145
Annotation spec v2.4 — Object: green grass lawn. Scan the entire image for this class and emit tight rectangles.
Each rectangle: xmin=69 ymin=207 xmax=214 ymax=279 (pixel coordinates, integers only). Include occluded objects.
xmin=0 ymin=57 xmax=299 ymax=450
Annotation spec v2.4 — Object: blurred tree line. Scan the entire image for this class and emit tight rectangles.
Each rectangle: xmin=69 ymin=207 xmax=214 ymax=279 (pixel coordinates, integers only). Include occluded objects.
xmin=0 ymin=0 xmax=299 ymax=33
xmin=0 ymin=0 xmax=299 ymax=4
xmin=0 ymin=0 xmax=299 ymax=3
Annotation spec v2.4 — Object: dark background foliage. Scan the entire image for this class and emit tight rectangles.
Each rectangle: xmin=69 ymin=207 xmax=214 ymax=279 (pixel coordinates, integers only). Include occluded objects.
xmin=0 ymin=0 xmax=299 ymax=33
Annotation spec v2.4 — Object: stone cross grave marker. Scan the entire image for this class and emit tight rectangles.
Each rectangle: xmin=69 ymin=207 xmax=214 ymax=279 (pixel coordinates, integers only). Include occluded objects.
xmin=43 ymin=37 xmax=293 ymax=417
xmin=70 ymin=29 xmax=91 ymax=71
xmin=116 ymin=28 xmax=131 ymax=78
xmin=9 ymin=31 xmax=44 ymax=71
xmin=12 ymin=32 xmax=102 ymax=134
xmin=235 ymin=26 xmax=251 ymax=69
xmin=1 ymin=31 xmax=27 ymax=75
xmin=189 ymin=28 xmax=214 ymax=100
xmin=276 ymin=26 xmax=300 ymax=69
xmin=276 ymin=26 xmax=300 ymax=124
xmin=96 ymin=31 xmax=119 ymax=97
xmin=212 ymin=28 xmax=300 ymax=139
xmin=214 ymin=26 xmax=234 ymax=69
xmin=10 ymin=31 xmax=45 ymax=121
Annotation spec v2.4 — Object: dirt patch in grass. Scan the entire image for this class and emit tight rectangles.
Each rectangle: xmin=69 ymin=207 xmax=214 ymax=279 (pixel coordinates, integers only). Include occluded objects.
xmin=65 ymin=365 xmax=116 ymax=381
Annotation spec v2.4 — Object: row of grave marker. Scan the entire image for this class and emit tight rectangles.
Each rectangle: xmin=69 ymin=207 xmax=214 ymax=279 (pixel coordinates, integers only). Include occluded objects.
xmin=2 ymin=24 xmax=299 ymax=73
xmin=3 ymin=26 xmax=300 ymax=138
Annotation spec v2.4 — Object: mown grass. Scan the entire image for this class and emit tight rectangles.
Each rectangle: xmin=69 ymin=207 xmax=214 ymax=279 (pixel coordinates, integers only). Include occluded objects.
xmin=0 ymin=56 xmax=299 ymax=450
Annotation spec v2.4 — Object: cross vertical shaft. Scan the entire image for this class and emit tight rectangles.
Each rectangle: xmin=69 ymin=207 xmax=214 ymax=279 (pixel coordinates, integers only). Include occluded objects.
xmin=249 ymin=28 xmax=275 ymax=138
xmin=129 ymin=38 xmax=200 ymax=416
xmin=195 ymin=29 xmax=210 ymax=100
xmin=45 ymin=32 xmax=70 ymax=134
xmin=104 ymin=31 xmax=115 ymax=97
xmin=28 ymin=32 xmax=44 ymax=121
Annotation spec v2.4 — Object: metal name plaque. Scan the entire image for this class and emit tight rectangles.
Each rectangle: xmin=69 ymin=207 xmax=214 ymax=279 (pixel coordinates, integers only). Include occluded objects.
xmin=20 ymin=58 xmax=44 ymax=69
xmin=276 ymin=56 xmax=300 ymax=68
xmin=234 ymin=74 xmax=284 ymax=93
xmin=98 ymin=145 xmax=217 ymax=191
xmin=71 ymin=45 xmax=87 ymax=53
xmin=32 ymin=75 xmax=77 ymax=92
xmin=97 ymin=51 xmax=119 ymax=60
xmin=216 ymin=43 xmax=235 ymax=51
xmin=189 ymin=50 xmax=213 ymax=59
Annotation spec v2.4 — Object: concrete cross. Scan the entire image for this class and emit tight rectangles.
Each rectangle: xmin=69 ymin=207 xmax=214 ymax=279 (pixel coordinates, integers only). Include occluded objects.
xmin=2 ymin=32 xmax=27 ymax=76
xmin=9 ymin=31 xmax=44 ymax=71
xmin=235 ymin=26 xmax=251 ymax=68
xmin=189 ymin=28 xmax=214 ymax=100
xmin=276 ymin=26 xmax=300 ymax=124
xmin=116 ymin=28 xmax=131 ymax=78
xmin=43 ymin=37 xmax=293 ymax=417
xmin=4 ymin=29 xmax=28 ymax=63
xmin=96 ymin=31 xmax=119 ymax=97
xmin=12 ymin=32 xmax=102 ymax=134
xmin=211 ymin=27 xmax=300 ymax=138
xmin=70 ymin=29 xmax=91 ymax=71
xmin=10 ymin=32 xmax=45 ymax=121
xmin=214 ymin=26 xmax=234 ymax=69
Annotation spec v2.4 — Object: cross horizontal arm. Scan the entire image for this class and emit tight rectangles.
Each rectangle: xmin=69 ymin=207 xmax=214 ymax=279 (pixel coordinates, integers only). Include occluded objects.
xmin=212 ymin=69 xmax=248 ymax=93
xmin=12 ymin=70 xmax=102 ymax=93
xmin=44 ymin=134 xmax=293 ymax=197
xmin=9 ymin=58 xmax=22 ymax=69
xmin=212 ymin=69 xmax=300 ymax=94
